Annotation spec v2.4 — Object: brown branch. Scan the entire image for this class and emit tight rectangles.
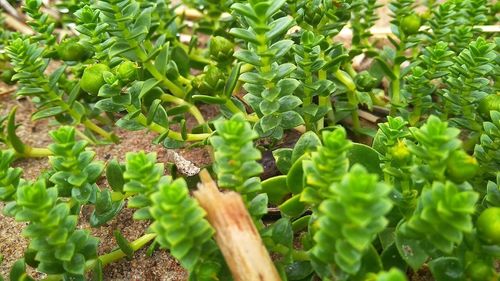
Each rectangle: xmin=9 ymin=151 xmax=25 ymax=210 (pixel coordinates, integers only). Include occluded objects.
xmin=0 ymin=0 xmax=21 ymax=19
xmin=2 ymin=13 xmax=33 ymax=34
xmin=194 ymin=170 xmax=282 ymax=281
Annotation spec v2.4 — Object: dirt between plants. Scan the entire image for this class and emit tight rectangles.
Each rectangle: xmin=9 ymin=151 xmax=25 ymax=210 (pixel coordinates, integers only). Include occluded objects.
xmin=0 ymin=92 xmax=220 ymax=280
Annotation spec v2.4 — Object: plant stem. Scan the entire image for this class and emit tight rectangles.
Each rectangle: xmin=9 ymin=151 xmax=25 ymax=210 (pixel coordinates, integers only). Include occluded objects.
xmin=74 ymin=128 xmax=97 ymax=145
xmin=390 ymin=37 xmax=405 ymax=116
xmin=160 ymin=93 xmax=208 ymax=127
xmin=112 ymin=7 xmax=188 ymax=98
xmin=224 ymin=98 xmax=259 ymax=122
xmin=390 ymin=63 xmax=401 ymax=116
xmin=82 ymin=119 xmax=115 ymax=142
xmin=317 ymin=69 xmax=334 ymax=128
xmin=44 ymin=90 xmax=114 ymax=142
xmin=43 ymin=234 xmax=158 ymax=281
xmin=174 ymin=41 xmax=215 ymax=66
xmin=303 ymin=51 xmax=313 ymax=131
xmin=343 ymin=62 xmax=357 ymax=78
xmin=21 ymin=146 xmax=52 ymax=158
xmin=142 ymin=60 xmax=187 ymax=98
xmin=98 ymin=233 xmax=157 ymax=266
xmin=126 ymin=105 xmax=211 ymax=142
xmin=335 ymin=70 xmax=360 ymax=131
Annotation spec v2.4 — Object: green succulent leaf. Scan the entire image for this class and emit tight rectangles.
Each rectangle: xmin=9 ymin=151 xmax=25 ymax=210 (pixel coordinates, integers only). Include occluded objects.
xmin=311 ymin=164 xmax=393 ymax=275
xmin=123 ymin=151 xmax=164 ymax=220
xmin=149 ymin=177 xmax=214 ymax=272
xmin=210 ymin=114 xmax=262 ymax=197
xmin=48 ymin=126 xmax=103 ymax=203
xmin=302 ymin=127 xmax=352 ymax=205
xmin=0 ymin=150 xmax=23 ymax=202
xmin=399 ymin=181 xmax=478 ymax=254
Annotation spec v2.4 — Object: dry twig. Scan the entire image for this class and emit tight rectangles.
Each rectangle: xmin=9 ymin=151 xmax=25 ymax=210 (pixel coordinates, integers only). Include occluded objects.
xmin=194 ymin=170 xmax=282 ymax=281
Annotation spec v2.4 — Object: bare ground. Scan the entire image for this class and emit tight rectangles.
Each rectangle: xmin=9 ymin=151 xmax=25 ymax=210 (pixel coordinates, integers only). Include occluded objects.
xmin=0 ymin=93 xmax=218 ymax=280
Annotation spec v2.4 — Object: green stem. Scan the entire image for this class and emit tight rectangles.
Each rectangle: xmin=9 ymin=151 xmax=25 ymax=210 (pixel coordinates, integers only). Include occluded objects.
xmin=317 ymin=69 xmax=334 ymax=128
xmin=390 ymin=37 xmax=405 ymax=116
xmin=142 ymin=61 xmax=187 ymax=98
xmin=335 ymin=70 xmax=360 ymax=131
xmin=40 ymin=81 xmax=110 ymax=144
xmin=390 ymin=64 xmax=401 ymax=116
xmin=82 ymin=119 xmax=115 ymax=142
xmin=112 ymin=7 xmax=187 ymax=98
xmin=224 ymin=98 xmax=259 ymax=122
xmin=43 ymin=234 xmax=158 ymax=281
xmin=174 ymin=42 xmax=215 ymax=66
xmin=343 ymin=62 xmax=357 ymax=78
xmin=159 ymin=93 xmax=208 ymax=127
xmin=126 ymin=105 xmax=210 ymax=141
xmin=44 ymin=90 xmax=113 ymax=142
xmin=303 ymin=95 xmax=312 ymax=131
xmin=74 ymin=128 xmax=97 ymax=145
xmin=18 ymin=146 xmax=52 ymax=158
xmin=98 ymin=233 xmax=157 ymax=266
xmin=409 ymin=101 xmax=422 ymax=126
xmin=303 ymin=52 xmax=313 ymax=131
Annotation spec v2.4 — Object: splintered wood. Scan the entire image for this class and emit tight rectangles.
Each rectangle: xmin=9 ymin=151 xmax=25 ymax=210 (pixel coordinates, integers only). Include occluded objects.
xmin=194 ymin=170 xmax=281 ymax=281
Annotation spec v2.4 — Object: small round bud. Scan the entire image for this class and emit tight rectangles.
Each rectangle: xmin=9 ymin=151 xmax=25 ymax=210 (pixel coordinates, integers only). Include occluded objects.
xmin=0 ymin=69 xmax=16 ymax=85
xmin=57 ymin=39 xmax=93 ymax=62
xmin=400 ymin=14 xmax=421 ymax=35
xmin=81 ymin=64 xmax=110 ymax=95
xmin=478 ymin=94 xmax=500 ymax=118
xmin=476 ymin=207 xmax=500 ymax=245
xmin=355 ymin=71 xmax=379 ymax=92
xmin=446 ymin=150 xmax=479 ymax=183
xmin=116 ymin=60 xmax=138 ymax=83
xmin=208 ymin=36 xmax=234 ymax=63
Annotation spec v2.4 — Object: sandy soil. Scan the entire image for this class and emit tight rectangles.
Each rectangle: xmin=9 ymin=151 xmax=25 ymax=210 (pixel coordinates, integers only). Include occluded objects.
xmin=0 ymin=92 xmax=219 ymax=280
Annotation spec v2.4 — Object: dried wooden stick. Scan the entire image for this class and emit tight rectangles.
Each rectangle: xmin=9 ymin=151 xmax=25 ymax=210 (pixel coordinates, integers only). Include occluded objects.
xmin=2 ymin=13 xmax=33 ymax=34
xmin=0 ymin=88 xmax=16 ymax=96
xmin=0 ymin=0 xmax=20 ymax=19
xmin=174 ymin=6 xmax=204 ymax=20
xmin=358 ymin=110 xmax=381 ymax=123
xmin=194 ymin=170 xmax=282 ymax=281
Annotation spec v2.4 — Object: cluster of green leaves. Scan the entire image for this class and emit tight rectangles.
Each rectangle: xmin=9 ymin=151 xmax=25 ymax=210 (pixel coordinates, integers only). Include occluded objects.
xmin=301 ymin=128 xmax=351 ymax=205
xmin=351 ymin=0 xmax=381 ymax=52
xmin=312 ymin=165 xmax=393 ymax=275
xmin=230 ymin=0 xmax=304 ymax=138
xmin=48 ymin=126 xmax=104 ymax=203
xmin=149 ymin=177 xmax=215 ymax=272
xmin=0 ymin=150 xmax=23 ymax=202
xmin=9 ymin=180 xmax=99 ymax=278
xmin=3 ymin=0 xmax=498 ymax=146
xmin=0 ymin=127 xmax=104 ymax=279
xmin=210 ymin=113 xmax=262 ymax=196
xmin=474 ymin=111 xmax=500 ymax=179
xmin=0 ymin=127 xmax=219 ymax=279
